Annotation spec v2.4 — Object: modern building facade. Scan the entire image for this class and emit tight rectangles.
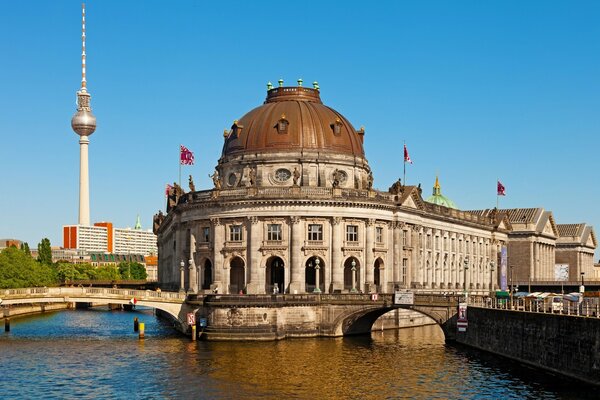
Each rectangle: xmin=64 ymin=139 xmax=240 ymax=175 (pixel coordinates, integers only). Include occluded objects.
xmin=63 ymin=219 xmax=157 ymax=256
xmin=156 ymin=83 xmax=510 ymax=294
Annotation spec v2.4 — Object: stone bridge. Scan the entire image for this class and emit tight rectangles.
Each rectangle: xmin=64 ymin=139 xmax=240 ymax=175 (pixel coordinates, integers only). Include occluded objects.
xmin=189 ymin=293 xmax=462 ymax=341
xmin=0 ymin=287 xmax=191 ymax=330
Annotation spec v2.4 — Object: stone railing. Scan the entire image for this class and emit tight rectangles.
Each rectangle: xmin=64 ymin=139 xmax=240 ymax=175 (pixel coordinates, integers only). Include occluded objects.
xmin=0 ymin=287 xmax=186 ymax=302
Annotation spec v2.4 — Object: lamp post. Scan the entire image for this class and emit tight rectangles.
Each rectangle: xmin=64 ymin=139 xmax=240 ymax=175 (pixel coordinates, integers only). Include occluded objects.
xmin=179 ymin=260 xmax=185 ymax=292
xmin=509 ymin=265 xmax=514 ymax=307
xmin=350 ymin=259 xmax=357 ymax=293
xmin=313 ymin=258 xmax=321 ymax=293
xmin=463 ymin=257 xmax=469 ymax=302
xmin=580 ymin=271 xmax=585 ymax=294
xmin=489 ymin=261 xmax=495 ymax=291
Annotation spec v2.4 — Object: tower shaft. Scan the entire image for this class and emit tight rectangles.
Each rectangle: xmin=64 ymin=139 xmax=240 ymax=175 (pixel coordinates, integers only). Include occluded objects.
xmin=79 ymin=136 xmax=90 ymax=226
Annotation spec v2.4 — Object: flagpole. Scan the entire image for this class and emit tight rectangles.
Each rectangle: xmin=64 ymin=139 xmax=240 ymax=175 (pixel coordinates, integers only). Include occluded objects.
xmin=403 ymin=141 xmax=406 ymax=185
xmin=179 ymin=144 xmax=182 ymax=188
xmin=496 ymin=178 xmax=499 ymax=209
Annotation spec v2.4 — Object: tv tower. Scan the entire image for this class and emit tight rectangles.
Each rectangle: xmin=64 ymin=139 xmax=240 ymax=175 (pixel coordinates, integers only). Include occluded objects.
xmin=71 ymin=3 xmax=96 ymax=226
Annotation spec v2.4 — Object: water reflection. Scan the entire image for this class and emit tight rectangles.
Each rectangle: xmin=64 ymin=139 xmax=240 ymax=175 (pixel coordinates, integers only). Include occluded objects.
xmin=0 ymin=309 xmax=595 ymax=399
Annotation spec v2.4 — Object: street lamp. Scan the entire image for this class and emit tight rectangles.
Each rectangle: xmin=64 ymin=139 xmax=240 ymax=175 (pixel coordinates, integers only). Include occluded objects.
xmin=580 ymin=271 xmax=585 ymax=294
xmin=463 ymin=257 xmax=469 ymax=301
xmin=313 ymin=257 xmax=321 ymax=293
xmin=350 ymin=259 xmax=357 ymax=293
xmin=179 ymin=260 xmax=185 ymax=292
xmin=489 ymin=261 xmax=495 ymax=291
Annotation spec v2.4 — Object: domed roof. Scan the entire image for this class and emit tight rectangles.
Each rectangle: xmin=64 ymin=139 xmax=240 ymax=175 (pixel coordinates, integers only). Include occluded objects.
xmin=222 ymin=84 xmax=365 ymax=158
xmin=425 ymin=176 xmax=458 ymax=209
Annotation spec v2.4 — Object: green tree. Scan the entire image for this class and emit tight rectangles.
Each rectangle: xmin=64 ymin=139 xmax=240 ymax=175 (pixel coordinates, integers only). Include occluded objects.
xmin=118 ymin=262 xmax=147 ymax=280
xmin=0 ymin=247 xmax=56 ymax=288
xmin=37 ymin=238 xmax=52 ymax=265
xmin=20 ymin=242 xmax=31 ymax=256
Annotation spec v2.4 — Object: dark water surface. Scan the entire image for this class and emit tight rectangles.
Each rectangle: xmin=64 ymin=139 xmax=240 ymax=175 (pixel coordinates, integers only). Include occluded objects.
xmin=0 ymin=308 xmax=595 ymax=399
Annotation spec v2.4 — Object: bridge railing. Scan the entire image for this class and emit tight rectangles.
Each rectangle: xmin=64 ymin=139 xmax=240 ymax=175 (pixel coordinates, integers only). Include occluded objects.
xmin=469 ymin=296 xmax=600 ymax=318
xmin=1 ymin=287 xmax=185 ymax=302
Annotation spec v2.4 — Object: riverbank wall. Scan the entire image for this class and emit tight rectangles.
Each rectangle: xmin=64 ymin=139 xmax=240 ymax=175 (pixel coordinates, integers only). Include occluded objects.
xmin=455 ymin=307 xmax=600 ymax=385
xmin=1 ymin=303 xmax=70 ymax=320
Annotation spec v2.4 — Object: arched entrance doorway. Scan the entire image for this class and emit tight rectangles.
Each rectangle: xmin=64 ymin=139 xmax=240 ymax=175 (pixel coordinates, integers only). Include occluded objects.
xmin=265 ymin=256 xmax=285 ymax=294
xmin=305 ymin=256 xmax=324 ymax=293
xmin=343 ymin=257 xmax=360 ymax=292
xmin=229 ymin=257 xmax=245 ymax=294
xmin=374 ymin=258 xmax=383 ymax=291
xmin=202 ymin=259 xmax=213 ymax=290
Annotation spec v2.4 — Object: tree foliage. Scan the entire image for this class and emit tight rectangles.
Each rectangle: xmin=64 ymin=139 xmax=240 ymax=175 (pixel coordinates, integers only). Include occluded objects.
xmin=37 ymin=238 xmax=52 ymax=265
xmin=20 ymin=242 xmax=31 ymax=256
xmin=0 ymin=247 xmax=55 ymax=288
xmin=118 ymin=262 xmax=147 ymax=280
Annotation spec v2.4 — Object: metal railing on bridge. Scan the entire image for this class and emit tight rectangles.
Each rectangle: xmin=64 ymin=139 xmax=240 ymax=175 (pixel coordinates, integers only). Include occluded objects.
xmin=469 ymin=296 xmax=600 ymax=318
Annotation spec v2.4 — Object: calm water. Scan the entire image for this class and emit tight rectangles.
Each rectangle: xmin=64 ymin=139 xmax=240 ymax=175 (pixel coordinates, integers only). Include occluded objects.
xmin=0 ymin=308 xmax=595 ymax=399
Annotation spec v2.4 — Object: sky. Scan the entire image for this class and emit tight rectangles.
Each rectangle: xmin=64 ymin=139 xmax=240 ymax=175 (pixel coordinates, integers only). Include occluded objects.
xmin=1 ymin=1 xmax=599 ymax=257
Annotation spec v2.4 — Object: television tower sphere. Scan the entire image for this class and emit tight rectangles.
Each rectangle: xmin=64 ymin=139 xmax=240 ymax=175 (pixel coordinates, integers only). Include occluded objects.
xmin=71 ymin=90 xmax=96 ymax=137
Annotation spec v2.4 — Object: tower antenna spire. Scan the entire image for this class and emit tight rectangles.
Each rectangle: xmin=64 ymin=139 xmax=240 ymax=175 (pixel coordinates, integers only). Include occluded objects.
xmin=81 ymin=3 xmax=87 ymax=90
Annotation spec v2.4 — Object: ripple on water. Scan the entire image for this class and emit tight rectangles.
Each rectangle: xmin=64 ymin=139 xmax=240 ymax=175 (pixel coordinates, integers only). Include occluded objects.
xmin=0 ymin=309 xmax=596 ymax=399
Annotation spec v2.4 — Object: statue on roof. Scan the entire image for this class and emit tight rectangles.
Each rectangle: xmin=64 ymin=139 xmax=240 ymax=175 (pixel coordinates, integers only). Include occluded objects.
xmin=209 ymin=170 xmax=221 ymax=190
xmin=293 ymin=167 xmax=300 ymax=186
xmin=367 ymin=171 xmax=374 ymax=190
xmin=153 ymin=210 xmax=164 ymax=234
xmin=389 ymin=178 xmax=402 ymax=195
xmin=188 ymin=175 xmax=196 ymax=192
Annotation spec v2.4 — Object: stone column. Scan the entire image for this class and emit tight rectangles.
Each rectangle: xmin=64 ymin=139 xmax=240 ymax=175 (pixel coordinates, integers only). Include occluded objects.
xmin=410 ymin=226 xmax=418 ymax=289
xmin=331 ymin=217 xmax=343 ymax=292
xmin=289 ymin=217 xmax=303 ymax=294
xmin=211 ymin=217 xmax=224 ymax=293
xmin=245 ymin=216 xmax=260 ymax=294
xmin=188 ymin=233 xmax=197 ymax=293
xmin=392 ymin=222 xmax=401 ymax=289
xmin=365 ymin=219 xmax=375 ymax=293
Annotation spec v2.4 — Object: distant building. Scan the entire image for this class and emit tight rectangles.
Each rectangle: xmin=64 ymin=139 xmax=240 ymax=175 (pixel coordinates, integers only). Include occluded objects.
xmin=555 ymin=223 xmax=597 ymax=281
xmin=0 ymin=239 xmax=23 ymax=250
xmin=63 ymin=216 xmax=157 ymax=256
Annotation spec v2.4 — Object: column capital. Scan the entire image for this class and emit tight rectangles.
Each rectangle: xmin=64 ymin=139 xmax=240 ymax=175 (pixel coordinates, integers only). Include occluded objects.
xmin=247 ymin=216 xmax=259 ymax=225
xmin=366 ymin=218 xmax=376 ymax=227
xmin=332 ymin=216 xmax=342 ymax=225
xmin=290 ymin=216 xmax=301 ymax=225
xmin=210 ymin=217 xmax=221 ymax=226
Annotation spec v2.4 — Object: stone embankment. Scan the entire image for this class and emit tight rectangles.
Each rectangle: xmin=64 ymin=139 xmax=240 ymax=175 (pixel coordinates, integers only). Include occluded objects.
xmin=455 ymin=307 xmax=600 ymax=385
xmin=1 ymin=303 xmax=70 ymax=320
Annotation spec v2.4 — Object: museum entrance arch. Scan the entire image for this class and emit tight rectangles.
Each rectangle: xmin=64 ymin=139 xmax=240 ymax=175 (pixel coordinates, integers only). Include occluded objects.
xmin=305 ymin=256 xmax=324 ymax=293
xmin=265 ymin=256 xmax=285 ymax=294
xmin=374 ymin=258 xmax=384 ymax=291
xmin=202 ymin=259 xmax=213 ymax=290
xmin=343 ymin=257 xmax=360 ymax=292
xmin=229 ymin=257 xmax=245 ymax=294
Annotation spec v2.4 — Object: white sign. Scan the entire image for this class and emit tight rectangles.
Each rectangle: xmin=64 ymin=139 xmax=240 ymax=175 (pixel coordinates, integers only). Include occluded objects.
xmin=555 ymin=264 xmax=569 ymax=281
xmin=394 ymin=291 xmax=414 ymax=305
xmin=371 ymin=293 xmax=379 ymax=301
xmin=187 ymin=313 xmax=196 ymax=326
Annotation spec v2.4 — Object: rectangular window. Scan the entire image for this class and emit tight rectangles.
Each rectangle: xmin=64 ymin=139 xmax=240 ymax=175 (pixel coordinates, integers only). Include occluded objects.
xmin=402 ymin=230 xmax=408 ymax=246
xmin=376 ymin=227 xmax=383 ymax=244
xmin=402 ymin=258 xmax=408 ymax=283
xmin=267 ymin=224 xmax=282 ymax=241
xmin=230 ymin=225 xmax=242 ymax=241
xmin=308 ymin=224 xmax=323 ymax=241
xmin=202 ymin=227 xmax=210 ymax=242
xmin=346 ymin=225 xmax=358 ymax=242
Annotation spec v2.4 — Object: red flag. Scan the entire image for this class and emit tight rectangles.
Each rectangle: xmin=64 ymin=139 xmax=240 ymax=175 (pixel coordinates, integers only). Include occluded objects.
xmin=180 ymin=145 xmax=195 ymax=165
xmin=404 ymin=144 xmax=412 ymax=164
xmin=165 ymin=184 xmax=173 ymax=196
xmin=497 ymin=180 xmax=506 ymax=196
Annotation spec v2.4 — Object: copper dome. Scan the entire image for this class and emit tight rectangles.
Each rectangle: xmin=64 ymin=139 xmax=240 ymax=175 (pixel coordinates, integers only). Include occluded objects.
xmin=222 ymin=86 xmax=365 ymax=158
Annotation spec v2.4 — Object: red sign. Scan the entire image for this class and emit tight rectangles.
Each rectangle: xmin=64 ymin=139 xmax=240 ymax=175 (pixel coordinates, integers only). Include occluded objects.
xmin=371 ymin=293 xmax=378 ymax=301
xmin=187 ymin=313 xmax=196 ymax=326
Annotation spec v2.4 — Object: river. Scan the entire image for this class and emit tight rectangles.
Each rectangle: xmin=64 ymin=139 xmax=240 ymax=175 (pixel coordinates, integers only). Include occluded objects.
xmin=0 ymin=308 xmax=594 ymax=399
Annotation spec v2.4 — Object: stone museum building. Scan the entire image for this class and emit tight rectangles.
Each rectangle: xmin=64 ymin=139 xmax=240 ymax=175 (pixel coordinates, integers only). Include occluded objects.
xmin=155 ymin=82 xmax=512 ymax=294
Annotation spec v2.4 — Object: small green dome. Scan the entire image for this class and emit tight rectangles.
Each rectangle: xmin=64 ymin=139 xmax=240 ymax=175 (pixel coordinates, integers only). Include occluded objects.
xmin=425 ymin=176 xmax=458 ymax=209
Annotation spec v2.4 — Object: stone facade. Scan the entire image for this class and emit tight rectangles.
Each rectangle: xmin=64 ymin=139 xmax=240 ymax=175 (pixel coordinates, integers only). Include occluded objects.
xmin=555 ymin=223 xmax=597 ymax=281
xmin=157 ymin=85 xmax=509 ymax=295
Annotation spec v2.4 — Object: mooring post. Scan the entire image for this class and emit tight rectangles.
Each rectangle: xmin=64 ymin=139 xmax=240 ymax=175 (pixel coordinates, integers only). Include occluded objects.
xmin=134 ymin=317 xmax=139 ymax=332
xmin=191 ymin=325 xmax=197 ymax=341
xmin=139 ymin=322 xmax=145 ymax=339
xmin=4 ymin=318 xmax=10 ymax=332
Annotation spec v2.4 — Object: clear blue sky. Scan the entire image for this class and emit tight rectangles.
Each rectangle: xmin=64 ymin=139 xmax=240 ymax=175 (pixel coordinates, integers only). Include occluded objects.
xmin=1 ymin=1 xmax=599 ymax=258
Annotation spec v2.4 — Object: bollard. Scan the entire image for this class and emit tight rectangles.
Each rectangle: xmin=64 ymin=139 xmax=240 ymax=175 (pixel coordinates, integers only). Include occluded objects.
xmin=191 ymin=325 xmax=197 ymax=341
xmin=134 ymin=317 xmax=139 ymax=332
xmin=4 ymin=318 xmax=10 ymax=332
xmin=138 ymin=322 xmax=145 ymax=339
